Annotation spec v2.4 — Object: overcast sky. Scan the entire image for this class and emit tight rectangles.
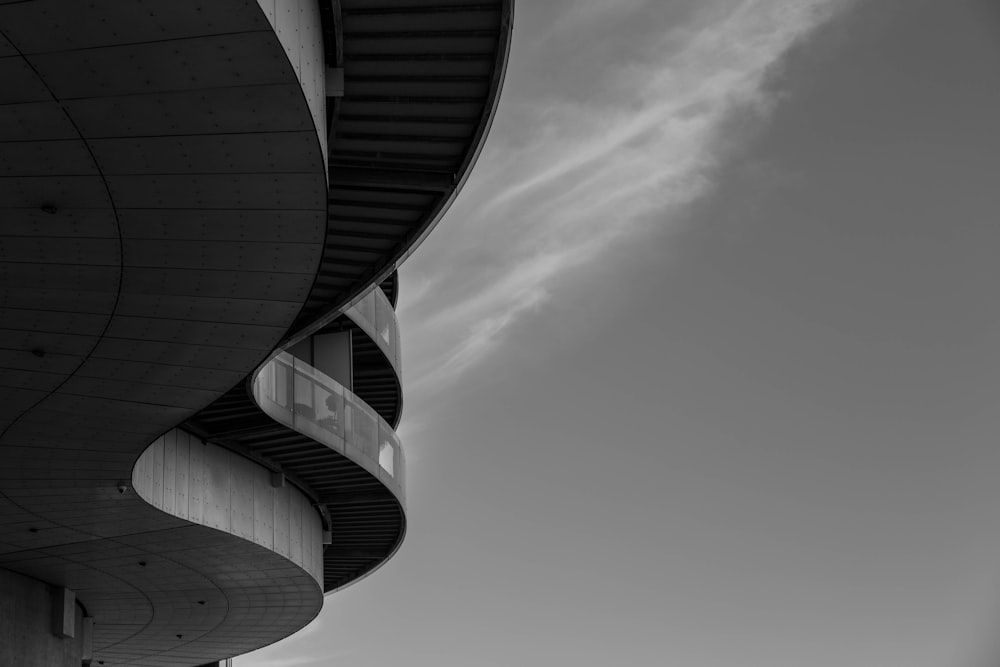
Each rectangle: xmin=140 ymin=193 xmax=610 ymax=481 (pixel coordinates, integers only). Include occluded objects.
xmin=242 ymin=1 xmax=1000 ymax=665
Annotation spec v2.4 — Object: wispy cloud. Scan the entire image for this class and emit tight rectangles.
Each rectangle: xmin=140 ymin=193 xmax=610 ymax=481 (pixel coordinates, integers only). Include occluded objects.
xmin=235 ymin=620 xmax=357 ymax=667
xmin=237 ymin=647 xmax=355 ymax=667
xmin=236 ymin=656 xmax=320 ymax=667
xmin=400 ymin=0 xmax=853 ymax=397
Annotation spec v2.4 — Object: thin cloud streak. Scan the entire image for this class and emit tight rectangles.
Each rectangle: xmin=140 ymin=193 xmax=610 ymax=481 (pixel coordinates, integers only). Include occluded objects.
xmin=239 ymin=646 xmax=356 ymax=667
xmin=401 ymin=0 xmax=853 ymax=398
xmin=238 ymin=615 xmax=357 ymax=666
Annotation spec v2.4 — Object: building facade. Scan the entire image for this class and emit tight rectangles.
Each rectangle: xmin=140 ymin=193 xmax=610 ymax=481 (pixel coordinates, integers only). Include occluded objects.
xmin=0 ymin=1 xmax=512 ymax=665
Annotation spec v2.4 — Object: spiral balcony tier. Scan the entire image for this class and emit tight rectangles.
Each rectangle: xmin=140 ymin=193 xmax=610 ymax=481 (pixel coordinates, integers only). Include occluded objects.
xmin=0 ymin=1 xmax=512 ymax=665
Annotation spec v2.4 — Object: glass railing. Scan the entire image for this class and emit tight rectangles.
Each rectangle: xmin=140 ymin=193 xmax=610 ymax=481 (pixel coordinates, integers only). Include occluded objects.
xmin=252 ymin=351 xmax=405 ymax=499
xmin=346 ymin=286 xmax=401 ymax=375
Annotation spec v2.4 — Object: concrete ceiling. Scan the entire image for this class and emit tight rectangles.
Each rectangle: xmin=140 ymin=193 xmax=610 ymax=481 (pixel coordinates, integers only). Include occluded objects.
xmin=0 ymin=1 xmax=327 ymax=664
xmin=0 ymin=0 xmax=514 ymax=663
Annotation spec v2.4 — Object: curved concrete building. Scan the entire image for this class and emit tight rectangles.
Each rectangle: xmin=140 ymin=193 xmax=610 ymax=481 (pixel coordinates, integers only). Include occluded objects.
xmin=0 ymin=1 xmax=512 ymax=665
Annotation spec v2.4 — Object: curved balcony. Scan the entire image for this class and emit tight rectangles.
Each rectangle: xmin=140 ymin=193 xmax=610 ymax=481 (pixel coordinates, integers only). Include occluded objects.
xmin=250 ymin=351 xmax=406 ymax=590
xmin=0 ymin=1 xmax=332 ymax=663
xmin=180 ymin=0 xmax=513 ymax=600
xmin=254 ymin=351 xmax=404 ymax=501
xmin=346 ymin=285 xmax=402 ymax=377
xmin=285 ymin=0 xmax=515 ymax=340
xmin=132 ymin=430 xmax=325 ymax=586
xmin=305 ymin=283 xmax=404 ymax=428
xmin=0 ymin=0 xmax=512 ymax=664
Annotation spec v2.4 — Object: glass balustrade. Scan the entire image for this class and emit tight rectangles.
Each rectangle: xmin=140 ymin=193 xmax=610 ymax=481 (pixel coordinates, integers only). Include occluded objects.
xmin=253 ymin=351 xmax=405 ymax=498
xmin=345 ymin=286 xmax=401 ymax=373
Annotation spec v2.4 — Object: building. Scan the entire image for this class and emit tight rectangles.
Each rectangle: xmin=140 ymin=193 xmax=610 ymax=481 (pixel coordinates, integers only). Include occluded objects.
xmin=0 ymin=1 xmax=512 ymax=665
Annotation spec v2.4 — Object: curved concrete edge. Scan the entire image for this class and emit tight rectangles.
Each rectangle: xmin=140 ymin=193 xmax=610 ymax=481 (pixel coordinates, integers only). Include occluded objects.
xmin=133 ymin=429 xmax=325 ymax=587
xmin=0 ymin=1 xmax=333 ymax=663
xmin=278 ymin=0 xmax=517 ymax=349
xmin=256 ymin=0 xmax=329 ymax=174
xmin=250 ymin=351 xmax=407 ymax=594
xmin=345 ymin=284 xmax=402 ymax=379
xmin=0 ymin=570 xmax=87 ymax=666
xmin=385 ymin=0 xmax=516 ymax=273
xmin=344 ymin=284 xmax=404 ymax=427
xmin=324 ymin=500 xmax=407 ymax=597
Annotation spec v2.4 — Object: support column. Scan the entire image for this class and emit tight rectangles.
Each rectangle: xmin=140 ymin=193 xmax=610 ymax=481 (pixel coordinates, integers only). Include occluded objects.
xmin=0 ymin=568 xmax=85 ymax=666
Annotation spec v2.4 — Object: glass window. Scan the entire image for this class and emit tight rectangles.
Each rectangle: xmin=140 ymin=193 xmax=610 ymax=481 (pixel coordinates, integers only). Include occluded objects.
xmin=274 ymin=357 xmax=292 ymax=408
xmin=255 ymin=351 xmax=405 ymax=496
xmin=350 ymin=397 xmax=378 ymax=460
xmin=378 ymin=430 xmax=394 ymax=477
xmin=293 ymin=366 xmax=315 ymax=420
xmin=315 ymin=380 xmax=344 ymax=439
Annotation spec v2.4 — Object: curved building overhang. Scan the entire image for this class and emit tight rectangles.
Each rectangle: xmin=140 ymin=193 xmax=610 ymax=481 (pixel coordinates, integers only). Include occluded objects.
xmin=0 ymin=0 xmax=514 ymax=664
xmin=0 ymin=1 xmax=329 ymax=664
xmin=186 ymin=0 xmax=514 ymax=599
xmin=285 ymin=0 xmax=515 ymax=344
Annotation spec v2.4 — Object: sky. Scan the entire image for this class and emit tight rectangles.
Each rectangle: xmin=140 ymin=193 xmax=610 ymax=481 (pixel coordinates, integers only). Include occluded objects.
xmin=242 ymin=1 xmax=1000 ymax=666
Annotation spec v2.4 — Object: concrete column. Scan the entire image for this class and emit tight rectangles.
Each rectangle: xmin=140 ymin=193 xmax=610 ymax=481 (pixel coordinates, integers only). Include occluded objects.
xmin=0 ymin=568 xmax=85 ymax=666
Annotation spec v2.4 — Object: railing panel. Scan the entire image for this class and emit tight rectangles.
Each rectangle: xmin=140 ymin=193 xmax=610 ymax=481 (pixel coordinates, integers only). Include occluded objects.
xmin=252 ymin=351 xmax=405 ymax=500
xmin=346 ymin=286 xmax=402 ymax=376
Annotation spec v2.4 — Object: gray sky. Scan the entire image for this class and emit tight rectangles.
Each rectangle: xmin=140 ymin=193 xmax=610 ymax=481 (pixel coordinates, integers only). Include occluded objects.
xmin=242 ymin=1 xmax=1000 ymax=665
